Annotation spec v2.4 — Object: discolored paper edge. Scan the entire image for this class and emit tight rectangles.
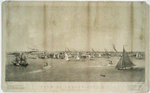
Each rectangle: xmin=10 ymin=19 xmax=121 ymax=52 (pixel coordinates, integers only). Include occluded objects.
xmin=1 ymin=1 xmax=149 ymax=92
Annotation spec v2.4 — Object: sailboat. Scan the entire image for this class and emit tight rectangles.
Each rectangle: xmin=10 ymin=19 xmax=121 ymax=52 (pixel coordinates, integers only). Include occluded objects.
xmin=115 ymin=47 xmax=136 ymax=70
xmin=12 ymin=53 xmax=29 ymax=66
xmin=65 ymin=53 xmax=70 ymax=61
xmin=42 ymin=62 xmax=52 ymax=70
xmin=99 ymin=53 xmax=101 ymax=57
xmin=136 ymin=52 xmax=143 ymax=59
xmin=91 ymin=48 xmax=95 ymax=58
xmin=76 ymin=55 xmax=80 ymax=61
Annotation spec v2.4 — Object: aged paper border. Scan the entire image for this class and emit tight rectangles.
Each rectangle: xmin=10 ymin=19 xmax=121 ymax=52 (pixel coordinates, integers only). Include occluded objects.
xmin=1 ymin=1 xmax=149 ymax=92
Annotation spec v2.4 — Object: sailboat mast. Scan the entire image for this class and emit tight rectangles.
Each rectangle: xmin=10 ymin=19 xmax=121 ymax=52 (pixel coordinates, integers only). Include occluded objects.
xmin=122 ymin=47 xmax=124 ymax=69
xmin=122 ymin=47 xmax=126 ymax=69
xmin=123 ymin=47 xmax=127 ymax=69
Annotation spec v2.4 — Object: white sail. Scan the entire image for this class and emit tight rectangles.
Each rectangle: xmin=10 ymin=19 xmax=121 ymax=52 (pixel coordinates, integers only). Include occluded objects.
xmin=136 ymin=52 xmax=139 ymax=58
xmin=57 ymin=54 xmax=60 ymax=59
xmin=136 ymin=52 xmax=143 ymax=59
xmin=99 ymin=54 xmax=101 ymax=57
xmin=65 ymin=53 xmax=69 ymax=61
xmin=76 ymin=55 xmax=80 ymax=60
xmin=53 ymin=54 xmax=56 ymax=59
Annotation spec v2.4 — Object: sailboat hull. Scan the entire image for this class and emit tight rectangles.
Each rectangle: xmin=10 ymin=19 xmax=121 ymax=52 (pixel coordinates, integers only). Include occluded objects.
xmin=12 ymin=61 xmax=28 ymax=66
xmin=117 ymin=67 xmax=134 ymax=70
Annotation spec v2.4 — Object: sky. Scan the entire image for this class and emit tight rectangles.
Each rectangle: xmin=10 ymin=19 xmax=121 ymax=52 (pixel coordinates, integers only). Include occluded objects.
xmin=3 ymin=2 xmax=147 ymax=52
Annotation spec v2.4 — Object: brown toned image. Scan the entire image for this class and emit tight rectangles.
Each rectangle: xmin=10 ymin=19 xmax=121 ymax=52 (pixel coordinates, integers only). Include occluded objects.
xmin=1 ymin=1 xmax=149 ymax=92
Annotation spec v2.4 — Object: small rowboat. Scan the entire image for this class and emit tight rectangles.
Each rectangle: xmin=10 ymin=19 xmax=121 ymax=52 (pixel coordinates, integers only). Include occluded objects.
xmin=42 ymin=66 xmax=52 ymax=70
